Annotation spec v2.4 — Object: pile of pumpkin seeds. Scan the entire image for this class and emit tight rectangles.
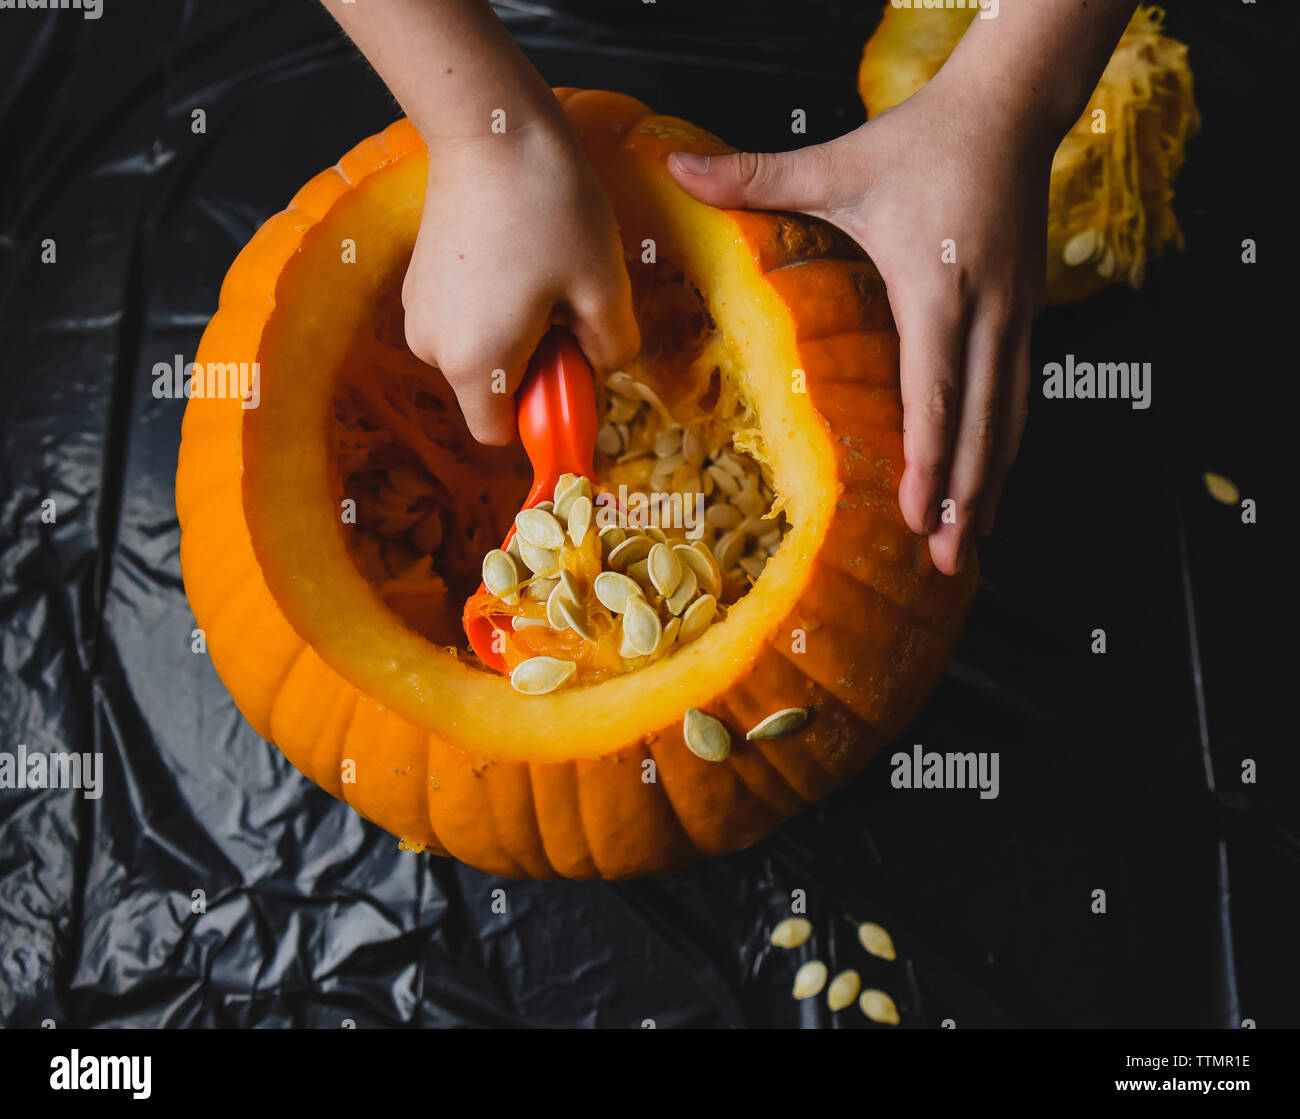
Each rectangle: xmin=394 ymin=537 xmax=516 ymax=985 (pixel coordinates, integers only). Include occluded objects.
xmin=479 ymin=472 xmax=728 ymax=695
xmin=770 ymin=916 xmax=902 ymax=1025
xmin=596 ymin=370 xmax=787 ymax=599
xmin=481 ymin=368 xmax=791 ymax=694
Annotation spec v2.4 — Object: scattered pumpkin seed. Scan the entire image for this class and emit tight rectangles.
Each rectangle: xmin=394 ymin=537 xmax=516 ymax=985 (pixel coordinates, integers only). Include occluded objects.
xmin=653 ymin=616 xmax=681 ymax=657
xmin=511 ymin=616 xmax=549 ymax=630
xmin=1062 ymin=228 xmax=1101 ymax=266
xmin=746 ymin=707 xmax=809 ymax=741
xmin=714 ymin=529 xmax=744 ymax=572
xmin=683 ymin=707 xmax=730 ymax=762
xmin=857 ymin=922 xmax=897 ymax=961
xmin=518 ymin=538 xmax=560 ymax=577
xmin=644 ymin=526 xmax=670 ymax=544
xmin=626 ymin=558 xmax=653 ymax=590
xmin=595 ymin=424 xmax=623 ymax=456
xmin=607 ymin=534 xmax=652 ymax=571
xmin=482 ymin=549 xmax=521 ymax=605
xmin=593 ymin=571 xmax=643 ymax=613
xmin=1204 ymin=471 xmax=1239 ymax=505
xmin=792 ymin=960 xmax=828 ymax=1000
xmin=664 ymin=565 xmax=698 ymax=616
xmin=567 ymin=495 xmax=593 ymax=546
xmin=545 ymin=584 xmax=572 ymax=630
xmin=515 ymin=507 xmax=565 ymax=550
xmin=678 ymin=593 xmax=717 ymax=643
xmin=556 ymin=595 xmax=595 ymax=641
xmin=622 ymin=599 xmax=662 ymax=656
xmin=510 ymin=656 xmax=576 ymax=695
xmin=827 ymin=969 xmax=861 ymax=1012
xmin=769 ymin=917 xmax=812 ymax=949
xmin=859 ymin=989 xmax=900 ymax=1025
xmin=525 ymin=575 xmax=558 ymax=601
xmin=648 ymin=542 xmax=683 ymax=597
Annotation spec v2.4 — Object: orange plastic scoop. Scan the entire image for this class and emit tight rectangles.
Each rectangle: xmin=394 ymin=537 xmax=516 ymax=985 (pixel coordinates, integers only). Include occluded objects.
xmin=463 ymin=328 xmax=597 ymax=672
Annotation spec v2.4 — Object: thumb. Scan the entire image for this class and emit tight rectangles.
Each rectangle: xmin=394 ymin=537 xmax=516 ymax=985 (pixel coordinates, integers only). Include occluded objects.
xmin=667 ymin=147 xmax=831 ymax=212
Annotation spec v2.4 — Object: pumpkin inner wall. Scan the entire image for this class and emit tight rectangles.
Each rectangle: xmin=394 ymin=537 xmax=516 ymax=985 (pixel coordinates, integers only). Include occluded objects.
xmin=241 ymin=150 xmax=840 ymax=760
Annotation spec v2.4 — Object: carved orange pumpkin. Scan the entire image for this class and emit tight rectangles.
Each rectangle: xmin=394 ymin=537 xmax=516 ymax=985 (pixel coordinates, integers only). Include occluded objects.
xmin=175 ymin=90 xmax=976 ymax=879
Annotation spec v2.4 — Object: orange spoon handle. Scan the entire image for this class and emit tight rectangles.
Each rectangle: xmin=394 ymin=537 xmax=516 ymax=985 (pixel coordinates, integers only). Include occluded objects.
xmin=464 ymin=328 xmax=597 ymax=672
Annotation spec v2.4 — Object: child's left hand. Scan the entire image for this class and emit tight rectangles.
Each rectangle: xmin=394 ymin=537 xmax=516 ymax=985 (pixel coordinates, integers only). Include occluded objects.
xmin=668 ymin=76 xmax=1053 ymax=575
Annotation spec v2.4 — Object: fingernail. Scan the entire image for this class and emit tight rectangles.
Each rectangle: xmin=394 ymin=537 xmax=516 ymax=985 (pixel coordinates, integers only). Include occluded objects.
xmin=672 ymin=152 xmax=710 ymax=175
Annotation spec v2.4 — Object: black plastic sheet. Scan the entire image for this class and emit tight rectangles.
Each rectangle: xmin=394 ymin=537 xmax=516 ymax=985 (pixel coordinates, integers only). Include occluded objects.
xmin=0 ymin=0 xmax=1290 ymax=1027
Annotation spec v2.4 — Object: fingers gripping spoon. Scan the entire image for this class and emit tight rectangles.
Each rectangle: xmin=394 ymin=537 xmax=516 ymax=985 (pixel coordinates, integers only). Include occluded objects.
xmin=463 ymin=328 xmax=597 ymax=672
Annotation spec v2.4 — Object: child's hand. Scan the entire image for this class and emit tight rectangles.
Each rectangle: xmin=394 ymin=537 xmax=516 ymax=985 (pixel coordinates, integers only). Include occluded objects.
xmin=669 ymin=83 xmax=1049 ymax=575
xmin=668 ymin=0 xmax=1137 ymax=574
xmin=403 ymin=122 xmax=638 ymax=444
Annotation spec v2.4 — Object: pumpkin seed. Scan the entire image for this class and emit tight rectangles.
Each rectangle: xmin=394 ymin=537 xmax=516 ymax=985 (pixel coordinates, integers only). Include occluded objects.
xmin=678 ymin=593 xmax=716 ymax=643
xmin=745 ymin=707 xmax=809 ymax=740
xmin=606 ymin=393 xmax=640 ymax=424
xmin=511 ymin=615 xmax=549 ymax=630
xmin=518 ymin=538 xmax=560 ymax=577
xmin=792 ymin=960 xmax=828 ymax=1000
xmin=705 ymin=503 xmax=743 ymax=529
xmin=622 ymin=599 xmax=661 ymax=656
xmin=654 ymin=426 xmax=683 ymax=457
xmin=515 ymin=507 xmax=565 ymax=550
xmin=535 ymin=500 xmax=554 ymax=514
xmin=683 ymin=707 xmax=730 ymax=762
xmin=387 ymin=466 xmax=426 ymax=496
xmin=593 ymin=571 xmax=643 ymax=613
xmin=706 ymin=464 xmax=741 ymax=498
xmin=556 ymin=595 xmax=595 ymax=641
xmin=567 ymin=495 xmax=593 ymax=546
xmin=525 ymin=575 xmax=558 ymax=601
xmin=664 ymin=565 xmax=698 ymax=616
xmin=482 ymin=549 xmax=521 ymax=605
xmin=1096 ymin=245 xmax=1116 ymax=278
xmin=738 ymin=553 xmax=767 ymax=579
xmin=736 ymin=475 xmax=765 ymax=517
xmin=757 ymin=529 xmax=782 ymax=552
xmin=827 ymin=969 xmax=861 ymax=1012
xmin=859 ymin=989 xmax=900 ymax=1025
xmin=674 ymin=543 xmax=720 ymax=597
xmin=644 ymin=526 xmax=670 ymax=544
xmin=605 ymin=370 xmax=638 ymax=397
xmin=769 ymin=917 xmax=812 ymax=949
xmin=682 ymin=429 xmax=709 ymax=467
xmin=1204 ymin=471 xmax=1239 ymax=505
xmin=596 ymin=424 xmax=624 ymax=456
xmin=648 ymin=542 xmax=683 ymax=597
xmin=553 ymin=474 xmax=587 ymax=520
xmin=510 ymin=656 xmax=576 ymax=695
xmin=618 ymin=626 xmax=644 ymax=659
xmin=1062 ymin=228 xmax=1101 ymax=266
xmin=653 ymin=616 xmax=681 ymax=657
xmin=857 ymin=922 xmax=897 ymax=961
xmin=714 ymin=529 xmax=744 ymax=572
xmin=598 ymin=524 xmax=627 ymax=555
xmin=607 ymin=534 xmax=652 ymax=571
xmin=558 ymin=569 xmax=581 ymax=603
xmin=625 ymin=558 xmax=653 ymax=590
xmin=412 ymin=510 xmax=444 ymax=553
xmin=545 ymin=584 xmax=572 ymax=630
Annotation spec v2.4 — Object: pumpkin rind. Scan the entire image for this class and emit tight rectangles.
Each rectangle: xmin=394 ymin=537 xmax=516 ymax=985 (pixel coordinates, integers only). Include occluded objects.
xmin=176 ymin=94 xmax=977 ymax=879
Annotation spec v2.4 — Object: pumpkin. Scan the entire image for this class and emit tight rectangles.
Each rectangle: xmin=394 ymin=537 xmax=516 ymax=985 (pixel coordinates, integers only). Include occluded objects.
xmin=175 ymin=89 xmax=976 ymax=880
xmin=859 ymin=3 xmax=1200 ymax=304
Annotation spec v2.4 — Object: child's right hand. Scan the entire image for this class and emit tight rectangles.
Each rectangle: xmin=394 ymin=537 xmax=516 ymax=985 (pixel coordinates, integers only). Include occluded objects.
xmin=402 ymin=120 xmax=640 ymax=445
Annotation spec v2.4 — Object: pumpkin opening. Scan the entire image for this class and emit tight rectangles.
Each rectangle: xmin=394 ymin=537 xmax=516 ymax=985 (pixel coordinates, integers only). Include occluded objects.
xmin=239 ymin=147 xmax=838 ymax=761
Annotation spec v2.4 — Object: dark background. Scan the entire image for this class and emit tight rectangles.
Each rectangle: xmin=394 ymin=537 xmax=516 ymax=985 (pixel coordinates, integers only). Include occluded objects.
xmin=0 ymin=0 xmax=1289 ymax=1027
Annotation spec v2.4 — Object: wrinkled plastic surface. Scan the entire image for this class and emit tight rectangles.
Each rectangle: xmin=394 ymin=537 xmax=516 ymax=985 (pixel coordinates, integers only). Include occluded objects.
xmin=0 ymin=0 xmax=1290 ymax=1027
